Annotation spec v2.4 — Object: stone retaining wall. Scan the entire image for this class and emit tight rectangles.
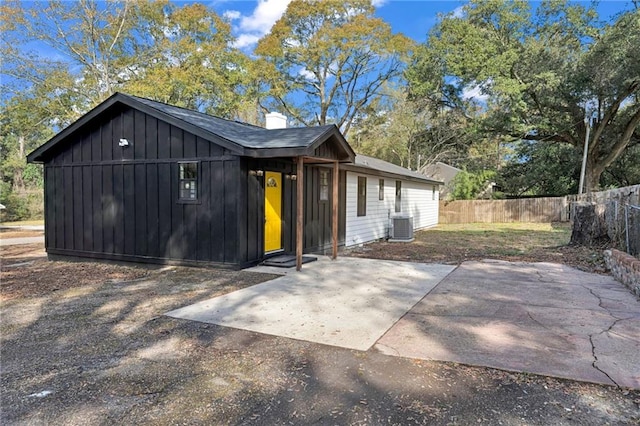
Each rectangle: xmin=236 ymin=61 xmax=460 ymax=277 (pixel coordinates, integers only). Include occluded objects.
xmin=604 ymin=249 xmax=640 ymax=299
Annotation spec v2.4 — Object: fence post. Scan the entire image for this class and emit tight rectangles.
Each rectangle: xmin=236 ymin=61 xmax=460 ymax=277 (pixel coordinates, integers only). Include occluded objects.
xmin=625 ymin=204 xmax=630 ymax=253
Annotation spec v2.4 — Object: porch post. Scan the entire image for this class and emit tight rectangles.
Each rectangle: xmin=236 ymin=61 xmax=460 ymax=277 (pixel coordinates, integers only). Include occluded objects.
xmin=296 ymin=156 xmax=304 ymax=271
xmin=332 ymin=161 xmax=339 ymax=259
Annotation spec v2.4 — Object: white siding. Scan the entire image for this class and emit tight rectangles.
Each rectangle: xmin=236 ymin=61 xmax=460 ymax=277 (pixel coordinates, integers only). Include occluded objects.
xmin=345 ymin=171 xmax=439 ymax=247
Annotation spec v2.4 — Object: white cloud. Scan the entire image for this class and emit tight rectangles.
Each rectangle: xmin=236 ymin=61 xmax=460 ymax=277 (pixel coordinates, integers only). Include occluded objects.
xmin=462 ymin=82 xmax=489 ymax=102
xmin=298 ymin=68 xmax=316 ymax=81
xmin=234 ymin=33 xmax=261 ymax=48
xmin=230 ymin=0 xmax=291 ymax=48
xmin=223 ymin=10 xmax=241 ymax=20
xmin=371 ymin=0 xmax=389 ymax=7
xmin=452 ymin=6 xmax=465 ymax=19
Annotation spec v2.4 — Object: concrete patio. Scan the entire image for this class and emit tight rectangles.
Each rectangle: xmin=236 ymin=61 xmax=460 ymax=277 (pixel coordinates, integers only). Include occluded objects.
xmin=166 ymin=257 xmax=640 ymax=389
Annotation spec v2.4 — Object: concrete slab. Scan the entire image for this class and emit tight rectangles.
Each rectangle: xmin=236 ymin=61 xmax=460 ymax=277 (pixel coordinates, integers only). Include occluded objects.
xmin=166 ymin=257 xmax=455 ymax=351
xmin=376 ymin=260 xmax=640 ymax=389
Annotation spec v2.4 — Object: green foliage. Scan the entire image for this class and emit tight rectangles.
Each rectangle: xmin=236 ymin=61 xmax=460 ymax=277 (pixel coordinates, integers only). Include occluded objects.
xmin=497 ymin=141 xmax=580 ymax=196
xmin=0 ymin=94 xmax=49 ymax=219
xmin=351 ymin=84 xmax=477 ymax=173
xmin=602 ymin=143 xmax=640 ymax=188
xmin=451 ymin=169 xmax=496 ymax=200
xmin=122 ymin=1 xmax=264 ymax=119
xmin=0 ymin=182 xmax=43 ymax=221
xmin=408 ymin=1 xmax=640 ymax=191
xmin=255 ymin=0 xmax=413 ymax=135
xmin=1 ymin=0 xmax=264 ymax=121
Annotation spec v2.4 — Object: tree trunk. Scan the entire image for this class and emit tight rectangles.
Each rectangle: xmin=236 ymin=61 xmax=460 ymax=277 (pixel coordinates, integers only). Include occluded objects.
xmin=583 ymin=165 xmax=602 ymax=193
xmin=12 ymin=136 xmax=26 ymax=193
xmin=570 ymin=202 xmax=608 ymax=246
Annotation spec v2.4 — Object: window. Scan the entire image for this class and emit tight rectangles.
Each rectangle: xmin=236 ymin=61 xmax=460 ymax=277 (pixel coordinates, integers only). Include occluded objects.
xmin=395 ymin=180 xmax=402 ymax=212
xmin=357 ymin=176 xmax=367 ymax=217
xmin=432 ymin=185 xmax=436 ymax=200
xmin=320 ymin=170 xmax=329 ymax=201
xmin=379 ymin=179 xmax=384 ymax=200
xmin=179 ymin=162 xmax=198 ymax=201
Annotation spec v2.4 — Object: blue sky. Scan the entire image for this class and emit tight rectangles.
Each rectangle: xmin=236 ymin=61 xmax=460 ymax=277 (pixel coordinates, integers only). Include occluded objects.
xmin=205 ymin=0 xmax=637 ymax=50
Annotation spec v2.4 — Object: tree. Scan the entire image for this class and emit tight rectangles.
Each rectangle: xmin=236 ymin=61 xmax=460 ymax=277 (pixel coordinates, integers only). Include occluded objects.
xmin=1 ymin=0 xmax=264 ymax=121
xmin=0 ymin=92 xmax=53 ymax=220
xmin=352 ymin=86 xmax=472 ymax=172
xmin=408 ymin=0 xmax=640 ymax=191
xmin=121 ymin=1 xmax=265 ymax=119
xmin=1 ymin=0 xmax=136 ymax=121
xmin=255 ymin=0 xmax=412 ymax=136
xmin=497 ymin=140 xmax=581 ymax=196
xmin=450 ymin=169 xmax=496 ymax=200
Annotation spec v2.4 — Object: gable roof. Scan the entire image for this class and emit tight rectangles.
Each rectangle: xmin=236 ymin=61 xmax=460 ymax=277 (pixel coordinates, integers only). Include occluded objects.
xmin=343 ymin=154 xmax=443 ymax=185
xmin=27 ymin=92 xmax=355 ymax=163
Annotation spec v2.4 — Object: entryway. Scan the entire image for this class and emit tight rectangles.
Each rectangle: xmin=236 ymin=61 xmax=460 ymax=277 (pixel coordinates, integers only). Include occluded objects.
xmin=264 ymin=171 xmax=282 ymax=253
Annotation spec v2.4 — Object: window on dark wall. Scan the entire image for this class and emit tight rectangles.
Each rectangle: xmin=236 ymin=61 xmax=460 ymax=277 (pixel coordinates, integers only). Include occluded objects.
xmin=357 ymin=176 xmax=367 ymax=216
xmin=320 ymin=170 xmax=329 ymax=201
xmin=395 ymin=180 xmax=402 ymax=212
xmin=379 ymin=179 xmax=384 ymax=200
xmin=179 ymin=162 xmax=198 ymax=201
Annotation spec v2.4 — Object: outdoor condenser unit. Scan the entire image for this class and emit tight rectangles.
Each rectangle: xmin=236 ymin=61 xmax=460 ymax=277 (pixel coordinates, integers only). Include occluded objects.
xmin=389 ymin=216 xmax=414 ymax=242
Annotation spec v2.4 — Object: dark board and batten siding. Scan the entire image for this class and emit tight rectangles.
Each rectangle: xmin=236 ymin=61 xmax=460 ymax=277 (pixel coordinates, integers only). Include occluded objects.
xmin=44 ymin=104 xmax=244 ymax=267
xmin=241 ymin=159 xmax=347 ymax=259
xmin=313 ymin=141 xmax=342 ymax=160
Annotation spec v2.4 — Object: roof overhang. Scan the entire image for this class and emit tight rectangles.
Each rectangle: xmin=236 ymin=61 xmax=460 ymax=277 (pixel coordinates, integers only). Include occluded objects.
xmin=244 ymin=125 xmax=355 ymax=163
xmin=341 ymin=163 xmax=444 ymax=185
xmin=27 ymin=93 xmax=246 ymax=164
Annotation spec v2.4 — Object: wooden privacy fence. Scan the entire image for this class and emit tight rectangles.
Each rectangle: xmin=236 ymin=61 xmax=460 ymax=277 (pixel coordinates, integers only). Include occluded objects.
xmin=439 ymin=185 xmax=640 ymax=226
xmin=439 ymin=197 xmax=569 ymax=224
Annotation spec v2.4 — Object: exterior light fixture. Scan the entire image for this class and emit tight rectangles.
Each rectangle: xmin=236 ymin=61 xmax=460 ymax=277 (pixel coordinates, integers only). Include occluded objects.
xmin=249 ymin=170 xmax=264 ymax=177
xmin=118 ymin=138 xmax=130 ymax=147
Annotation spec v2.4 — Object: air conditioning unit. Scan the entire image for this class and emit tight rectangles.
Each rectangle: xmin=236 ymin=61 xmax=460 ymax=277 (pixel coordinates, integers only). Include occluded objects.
xmin=389 ymin=216 xmax=414 ymax=242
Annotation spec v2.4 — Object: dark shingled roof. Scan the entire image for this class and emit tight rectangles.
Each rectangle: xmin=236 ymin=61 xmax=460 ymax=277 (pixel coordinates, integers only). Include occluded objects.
xmin=131 ymin=95 xmax=345 ymax=150
xmin=131 ymin=96 xmax=350 ymax=149
xmin=27 ymin=92 xmax=355 ymax=163
xmin=345 ymin=154 xmax=443 ymax=185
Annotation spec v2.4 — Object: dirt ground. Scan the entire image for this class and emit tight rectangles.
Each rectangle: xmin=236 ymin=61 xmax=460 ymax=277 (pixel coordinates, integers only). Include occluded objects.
xmin=2 ymin=226 xmax=639 ymax=425
xmin=345 ymin=223 xmax=609 ymax=274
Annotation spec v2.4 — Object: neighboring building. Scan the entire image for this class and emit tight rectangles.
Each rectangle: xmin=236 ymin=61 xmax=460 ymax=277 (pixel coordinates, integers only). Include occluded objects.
xmin=27 ymin=93 xmax=441 ymax=268
xmin=423 ymin=162 xmax=461 ymax=199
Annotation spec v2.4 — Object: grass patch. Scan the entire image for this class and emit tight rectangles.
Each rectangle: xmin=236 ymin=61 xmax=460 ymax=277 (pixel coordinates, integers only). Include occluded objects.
xmin=347 ymin=222 xmax=605 ymax=272
xmin=425 ymin=223 xmax=571 ymax=255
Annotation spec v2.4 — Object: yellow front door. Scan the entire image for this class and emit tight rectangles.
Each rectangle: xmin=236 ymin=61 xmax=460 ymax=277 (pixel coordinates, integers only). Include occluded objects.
xmin=264 ymin=171 xmax=282 ymax=252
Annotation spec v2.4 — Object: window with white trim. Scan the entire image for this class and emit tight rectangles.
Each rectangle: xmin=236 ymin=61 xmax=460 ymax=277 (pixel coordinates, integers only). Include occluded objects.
xmin=357 ymin=176 xmax=367 ymax=216
xmin=395 ymin=180 xmax=402 ymax=212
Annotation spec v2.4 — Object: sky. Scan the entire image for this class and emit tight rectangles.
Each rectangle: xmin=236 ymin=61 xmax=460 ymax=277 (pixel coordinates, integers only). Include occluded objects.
xmin=205 ymin=0 xmax=637 ymax=50
xmin=3 ymin=0 xmax=636 ymax=104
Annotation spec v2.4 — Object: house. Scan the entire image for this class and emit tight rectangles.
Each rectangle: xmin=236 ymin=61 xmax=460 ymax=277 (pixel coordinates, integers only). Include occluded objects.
xmin=344 ymin=155 xmax=440 ymax=246
xmin=27 ymin=93 xmax=441 ymax=269
xmin=423 ymin=161 xmax=461 ymax=199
